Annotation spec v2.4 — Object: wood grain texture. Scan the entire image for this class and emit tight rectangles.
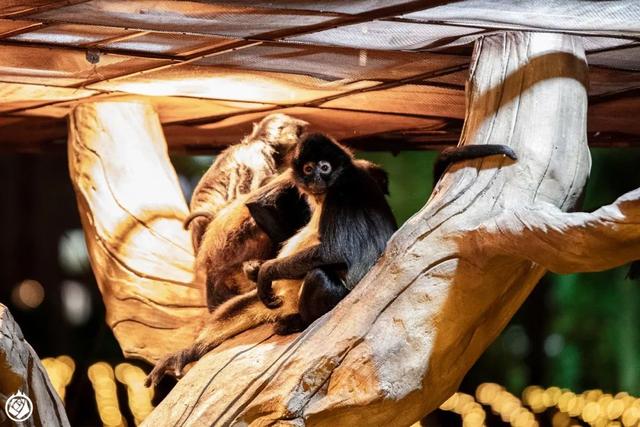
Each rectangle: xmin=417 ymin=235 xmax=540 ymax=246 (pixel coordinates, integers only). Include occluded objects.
xmin=0 ymin=304 xmax=70 ymax=427
xmin=69 ymin=33 xmax=639 ymax=426
xmin=67 ymin=101 xmax=207 ymax=363
xmin=136 ymin=32 xmax=637 ymax=426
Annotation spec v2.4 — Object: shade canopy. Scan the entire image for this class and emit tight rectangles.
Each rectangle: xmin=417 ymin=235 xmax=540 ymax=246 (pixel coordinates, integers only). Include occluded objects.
xmin=0 ymin=1 xmax=638 ymax=152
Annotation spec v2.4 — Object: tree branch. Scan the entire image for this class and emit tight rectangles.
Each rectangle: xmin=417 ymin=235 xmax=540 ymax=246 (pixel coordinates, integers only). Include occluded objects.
xmin=482 ymin=188 xmax=640 ymax=274
xmin=140 ymin=32 xmax=596 ymax=426
xmin=0 ymin=304 xmax=70 ymax=426
xmin=67 ymin=102 xmax=207 ymax=363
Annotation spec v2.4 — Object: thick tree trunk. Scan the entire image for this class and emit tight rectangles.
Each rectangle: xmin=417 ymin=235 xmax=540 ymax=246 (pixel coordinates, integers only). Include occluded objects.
xmin=67 ymin=101 xmax=207 ymax=363
xmin=137 ymin=31 xmax=599 ymax=427
xmin=0 ymin=304 xmax=70 ymax=426
xmin=68 ymin=33 xmax=640 ymax=426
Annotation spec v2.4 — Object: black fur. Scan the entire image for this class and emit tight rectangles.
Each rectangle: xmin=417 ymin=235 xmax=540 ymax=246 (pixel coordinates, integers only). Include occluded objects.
xmin=255 ymin=133 xmax=398 ymax=332
xmin=355 ymin=159 xmax=390 ymax=195
xmin=245 ymin=173 xmax=310 ymax=245
xmin=434 ymin=144 xmax=517 ymax=183
xmin=201 ymin=173 xmax=310 ymax=311
xmin=144 ymin=137 xmax=396 ymax=387
xmin=628 ymin=261 xmax=640 ymax=280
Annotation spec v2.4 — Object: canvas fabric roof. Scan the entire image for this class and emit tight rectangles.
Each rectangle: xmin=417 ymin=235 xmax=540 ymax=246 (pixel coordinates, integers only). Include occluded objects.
xmin=0 ymin=0 xmax=638 ymax=152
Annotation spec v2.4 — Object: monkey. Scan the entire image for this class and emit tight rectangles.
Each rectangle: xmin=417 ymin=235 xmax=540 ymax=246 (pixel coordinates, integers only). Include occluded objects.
xmin=198 ymin=157 xmax=391 ymax=311
xmin=185 ymin=113 xmax=308 ymax=253
xmin=145 ymin=139 xmax=522 ymax=386
xmin=250 ymin=142 xmax=517 ymax=319
xmin=195 ymin=170 xmax=310 ymax=310
xmin=252 ymin=133 xmax=398 ymax=330
xmin=145 ymin=139 xmax=395 ymax=387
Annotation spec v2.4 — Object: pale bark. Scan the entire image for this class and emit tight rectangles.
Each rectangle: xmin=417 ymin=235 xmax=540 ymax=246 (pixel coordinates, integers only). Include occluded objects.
xmin=68 ymin=33 xmax=639 ymax=427
xmin=0 ymin=304 xmax=70 ymax=427
xmin=477 ymin=188 xmax=640 ymax=274
xmin=138 ymin=32 xmax=609 ymax=426
xmin=67 ymin=101 xmax=207 ymax=363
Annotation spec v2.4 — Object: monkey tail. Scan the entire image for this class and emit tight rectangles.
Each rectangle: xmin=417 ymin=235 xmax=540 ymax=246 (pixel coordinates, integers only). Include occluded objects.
xmin=434 ymin=144 xmax=517 ymax=183
xmin=627 ymin=261 xmax=640 ymax=280
xmin=145 ymin=291 xmax=274 ymax=387
xmin=183 ymin=210 xmax=214 ymax=230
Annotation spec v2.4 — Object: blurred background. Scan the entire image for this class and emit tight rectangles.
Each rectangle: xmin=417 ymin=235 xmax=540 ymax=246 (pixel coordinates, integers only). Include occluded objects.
xmin=0 ymin=146 xmax=638 ymax=426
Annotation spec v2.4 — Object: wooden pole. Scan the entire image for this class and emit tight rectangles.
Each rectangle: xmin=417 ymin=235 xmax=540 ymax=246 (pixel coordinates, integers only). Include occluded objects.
xmin=67 ymin=101 xmax=207 ymax=363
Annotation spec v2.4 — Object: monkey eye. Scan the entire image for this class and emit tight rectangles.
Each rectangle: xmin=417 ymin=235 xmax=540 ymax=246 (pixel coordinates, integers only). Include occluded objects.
xmin=303 ymin=162 xmax=315 ymax=175
xmin=318 ymin=160 xmax=332 ymax=175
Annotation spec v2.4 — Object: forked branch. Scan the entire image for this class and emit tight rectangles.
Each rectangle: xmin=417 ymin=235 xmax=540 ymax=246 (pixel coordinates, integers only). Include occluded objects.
xmin=137 ymin=32 xmax=614 ymax=426
xmin=481 ymin=188 xmax=640 ymax=274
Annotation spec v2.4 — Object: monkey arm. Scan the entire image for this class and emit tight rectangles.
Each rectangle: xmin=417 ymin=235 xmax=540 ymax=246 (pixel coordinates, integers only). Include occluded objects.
xmin=245 ymin=172 xmax=311 ymax=245
xmin=256 ymin=245 xmax=345 ymax=307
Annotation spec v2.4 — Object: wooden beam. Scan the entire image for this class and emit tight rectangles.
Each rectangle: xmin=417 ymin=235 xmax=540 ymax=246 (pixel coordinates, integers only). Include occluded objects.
xmin=3 ymin=112 xmax=640 ymax=154
xmin=0 ymin=0 xmax=89 ymax=18
xmin=80 ymin=29 xmax=150 ymax=48
xmin=0 ymin=21 xmax=48 ymax=39
xmin=0 ymin=38 xmax=185 ymax=61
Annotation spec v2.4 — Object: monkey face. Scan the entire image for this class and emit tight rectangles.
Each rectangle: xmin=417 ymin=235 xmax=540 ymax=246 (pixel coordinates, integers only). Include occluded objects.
xmin=298 ymin=160 xmax=336 ymax=194
xmin=257 ymin=113 xmax=308 ymax=147
xmin=293 ymin=133 xmax=351 ymax=195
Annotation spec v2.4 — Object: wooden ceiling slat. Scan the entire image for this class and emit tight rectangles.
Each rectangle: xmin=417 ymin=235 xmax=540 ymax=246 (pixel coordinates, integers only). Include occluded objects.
xmin=302 ymin=63 xmax=469 ymax=107
xmin=0 ymin=44 xmax=165 ymax=87
xmin=320 ymin=84 xmax=466 ymax=119
xmin=0 ymin=20 xmax=47 ymax=39
xmin=588 ymin=67 xmax=640 ymax=97
xmin=588 ymin=96 xmax=640 ymax=137
xmin=588 ymin=45 xmax=640 ymax=72
xmin=27 ymin=1 xmax=340 ymax=38
xmin=182 ymin=1 xmax=415 ymax=15
xmin=0 ymin=38 xmax=188 ymax=61
xmin=78 ymin=29 xmax=148 ymax=47
xmin=590 ymin=86 xmax=640 ymax=106
xmin=73 ymin=40 xmax=259 ymax=87
xmin=0 ymin=0 xmax=89 ymax=18
xmin=288 ymin=21 xmax=484 ymax=51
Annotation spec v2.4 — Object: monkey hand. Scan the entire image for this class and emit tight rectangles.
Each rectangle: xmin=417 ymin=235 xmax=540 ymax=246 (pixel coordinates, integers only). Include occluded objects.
xmin=257 ymin=281 xmax=283 ymax=308
xmin=256 ymin=264 xmax=283 ymax=308
xmin=144 ymin=350 xmax=189 ymax=388
xmin=262 ymin=294 xmax=283 ymax=309
xmin=242 ymin=260 xmax=264 ymax=283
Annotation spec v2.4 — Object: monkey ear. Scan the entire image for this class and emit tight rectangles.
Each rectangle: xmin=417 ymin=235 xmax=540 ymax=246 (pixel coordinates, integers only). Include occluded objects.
xmin=245 ymin=173 xmax=310 ymax=244
xmin=354 ymin=159 xmax=390 ymax=195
